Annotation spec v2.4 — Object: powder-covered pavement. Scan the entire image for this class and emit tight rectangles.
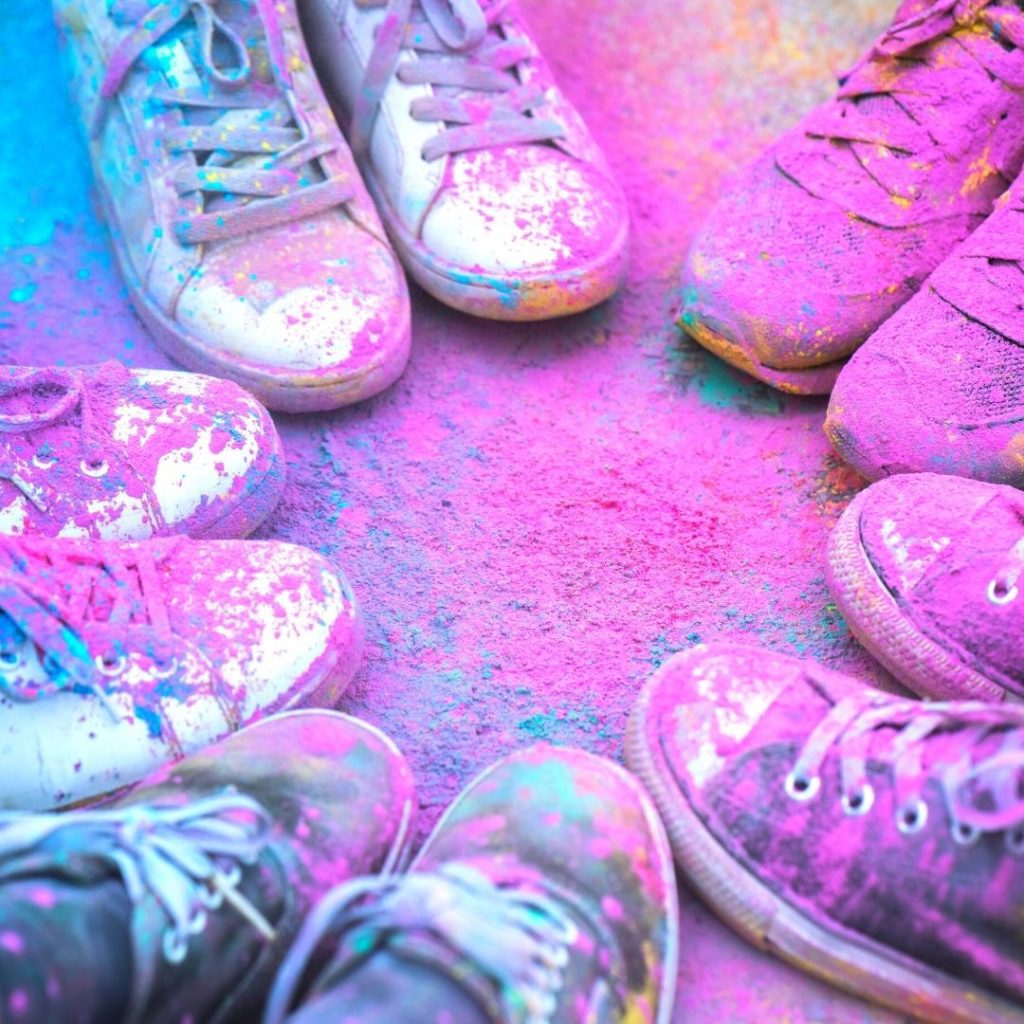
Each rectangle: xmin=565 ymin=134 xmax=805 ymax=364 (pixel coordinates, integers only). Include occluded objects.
xmin=1 ymin=1 xmax=913 ymax=1019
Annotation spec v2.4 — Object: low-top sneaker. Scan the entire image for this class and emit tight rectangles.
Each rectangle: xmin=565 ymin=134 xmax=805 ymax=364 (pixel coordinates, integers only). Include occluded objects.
xmin=679 ymin=0 xmax=1024 ymax=394
xmin=0 ymin=361 xmax=283 ymax=540
xmin=300 ymin=0 xmax=630 ymax=321
xmin=628 ymin=643 xmax=1024 ymax=1024
xmin=264 ymin=744 xmax=678 ymax=1024
xmin=828 ymin=473 xmax=1024 ymax=702
xmin=826 ymin=164 xmax=1024 ymax=485
xmin=52 ymin=0 xmax=411 ymax=412
xmin=0 ymin=534 xmax=362 ymax=809
xmin=0 ymin=710 xmax=417 ymax=1023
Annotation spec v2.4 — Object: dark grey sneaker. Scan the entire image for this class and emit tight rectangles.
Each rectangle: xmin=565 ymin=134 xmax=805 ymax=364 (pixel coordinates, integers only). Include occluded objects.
xmin=0 ymin=710 xmax=416 ymax=1023
xmin=264 ymin=744 xmax=678 ymax=1024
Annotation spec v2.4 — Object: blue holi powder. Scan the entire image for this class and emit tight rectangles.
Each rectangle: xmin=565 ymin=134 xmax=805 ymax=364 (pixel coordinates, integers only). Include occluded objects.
xmin=7 ymin=285 xmax=36 ymax=304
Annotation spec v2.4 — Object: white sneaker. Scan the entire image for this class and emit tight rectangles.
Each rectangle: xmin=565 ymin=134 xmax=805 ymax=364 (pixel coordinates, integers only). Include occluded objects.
xmin=0 ymin=362 xmax=283 ymax=540
xmin=0 ymin=535 xmax=363 ymax=809
xmin=301 ymin=0 xmax=630 ymax=320
xmin=53 ymin=0 xmax=411 ymax=412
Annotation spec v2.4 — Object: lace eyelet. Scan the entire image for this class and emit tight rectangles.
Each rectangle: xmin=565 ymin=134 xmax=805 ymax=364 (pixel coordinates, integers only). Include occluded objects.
xmin=151 ymin=657 xmax=179 ymax=679
xmin=187 ymin=909 xmax=208 ymax=936
xmin=841 ymin=783 xmax=875 ymax=817
xmin=0 ymin=649 xmax=22 ymax=670
xmin=784 ymin=771 xmax=821 ymax=802
xmin=162 ymin=929 xmax=188 ymax=965
xmin=80 ymin=458 xmax=109 ymax=478
xmin=987 ymin=579 xmax=1018 ymax=605
xmin=1005 ymin=828 xmax=1024 ymax=856
xmin=200 ymin=884 xmax=224 ymax=910
xmin=952 ymin=821 xmax=980 ymax=846
xmin=32 ymin=453 xmax=56 ymax=470
xmin=896 ymin=797 xmax=929 ymax=835
xmin=95 ymin=653 xmax=127 ymax=676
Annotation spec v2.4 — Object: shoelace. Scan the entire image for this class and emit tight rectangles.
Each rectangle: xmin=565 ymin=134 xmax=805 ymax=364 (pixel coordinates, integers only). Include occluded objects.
xmin=801 ymin=0 xmax=1024 ymax=198
xmin=350 ymin=0 xmax=565 ymax=160
xmin=264 ymin=863 xmax=586 ymax=1024
xmin=0 ymin=536 xmax=178 ymax=720
xmin=0 ymin=365 xmax=164 ymax=526
xmin=0 ymin=791 xmax=276 ymax=966
xmin=97 ymin=0 xmax=352 ymax=243
xmin=786 ymin=688 xmax=1024 ymax=847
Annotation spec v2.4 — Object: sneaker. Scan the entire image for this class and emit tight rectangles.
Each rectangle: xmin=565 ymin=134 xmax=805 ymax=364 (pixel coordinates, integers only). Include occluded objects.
xmin=826 ymin=166 xmax=1024 ymax=485
xmin=627 ymin=642 xmax=1024 ymax=1024
xmin=52 ymin=0 xmax=411 ymax=413
xmin=678 ymin=0 xmax=1024 ymax=395
xmin=264 ymin=744 xmax=678 ymax=1024
xmin=300 ymin=0 xmax=630 ymax=321
xmin=0 ymin=361 xmax=284 ymax=541
xmin=0 ymin=535 xmax=363 ymax=809
xmin=828 ymin=472 xmax=1024 ymax=703
xmin=0 ymin=710 xmax=417 ymax=1023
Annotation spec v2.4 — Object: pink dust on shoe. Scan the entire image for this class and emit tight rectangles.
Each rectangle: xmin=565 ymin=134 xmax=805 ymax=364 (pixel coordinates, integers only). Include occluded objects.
xmin=0 ymin=535 xmax=363 ymax=809
xmin=826 ymin=167 xmax=1024 ymax=486
xmin=301 ymin=0 xmax=630 ymax=321
xmin=627 ymin=642 xmax=1024 ymax=1024
xmin=0 ymin=362 xmax=284 ymax=540
xmin=828 ymin=472 xmax=1024 ymax=702
xmin=679 ymin=0 xmax=1024 ymax=395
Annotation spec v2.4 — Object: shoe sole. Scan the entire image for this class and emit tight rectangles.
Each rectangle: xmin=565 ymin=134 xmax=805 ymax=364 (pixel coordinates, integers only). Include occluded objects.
xmin=679 ymin=315 xmax=845 ymax=396
xmin=625 ymin=677 xmax=1024 ymax=1024
xmin=826 ymin=490 xmax=1010 ymax=702
xmin=94 ymin=188 xmax=411 ymax=414
xmin=363 ymin=167 xmax=629 ymax=322
xmin=412 ymin=747 xmax=680 ymax=1024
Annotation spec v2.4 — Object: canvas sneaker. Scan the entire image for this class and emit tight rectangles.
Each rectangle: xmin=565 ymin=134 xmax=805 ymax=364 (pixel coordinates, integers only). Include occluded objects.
xmin=264 ymin=744 xmax=678 ymax=1024
xmin=0 ymin=534 xmax=363 ymax=810
xmin=627 ymin=642 xmax=1024 ymax=1024
xmin=0 ymin=361 xmax=284 ymax=541
xmin=828 ymin=472 xmax=1024 ymax=703
xmin=0 ymin=710 xmax=417 ymax=1024
xmin=299 ymin=0 xmax=630 ymax=321
xmin=52 ymin=0 xmax=411 ymax=413
xmin=826 ymin=164 xmax=1024 ymax=485
xmin=679 ymin=0 xmax=1024 ymax=394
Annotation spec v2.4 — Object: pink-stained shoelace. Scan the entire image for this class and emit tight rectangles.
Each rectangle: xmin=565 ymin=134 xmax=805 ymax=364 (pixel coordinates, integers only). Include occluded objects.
xmin=0 ymin=536 xmax=179 ymax=719
xmin=0 ymin=792 xmax=276 ymax=971
xmin=96 ymin=0 xmax=353 ymax=244
xmin=786 ymin=687 xmax=1024 ymax=845
xmin=264 ymin=862 xmax=601 ymax=1024
xmin=798 ymin=0 xmax=1024 ymax=201
xmin=350 ymin=0 xmax=565 ymax=159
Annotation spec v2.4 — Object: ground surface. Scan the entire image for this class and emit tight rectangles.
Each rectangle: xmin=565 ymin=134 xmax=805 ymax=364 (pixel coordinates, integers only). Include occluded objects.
xmin=1 ymin=1 xmax=918 ymax=1020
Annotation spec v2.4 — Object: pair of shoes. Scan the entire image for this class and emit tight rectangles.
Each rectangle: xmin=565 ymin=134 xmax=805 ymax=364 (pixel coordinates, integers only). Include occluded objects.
xmin=629 ymin=642 xmax=1024 ymax=1024
xmin=0 ymin=712 xmax=678 ymax=1024
xmin=679 ymin=0 xmax=1024 ymax=487
xmin=52 ymin=0 xmax=629 ymax=413
xmin=0 ymin=361 xmax=363 ymax=810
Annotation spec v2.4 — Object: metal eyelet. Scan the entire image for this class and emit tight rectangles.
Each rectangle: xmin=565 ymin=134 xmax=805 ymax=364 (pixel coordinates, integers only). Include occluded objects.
xmin=0 ymin=649 xmax=22 ymax=670
xmin=841 ymin=783 xmax=875 ymax=817
xmin=162 ymin=929 xmax=188 ymax=965
xmin=987 ymin=579 xmax=1019 ymax=605
xmin=95 ymin=653 xmax=127 ymax=676
xmin=1005 ymin=828 xmax=1024 ymax=856
xmin=896 ymin=797 xmax=929 ymax=835
xmin=784 ymin=771 xmax=821 ymax=802
xmin=952 ymin=821 xmax=980 ymax=846
xmin=151 ymin=657 xmax=179 ymax=679
xmin=80 ymin=458 xmax=109 ymax=478
xmin=32 ymin=453 xmax=56 ymax=470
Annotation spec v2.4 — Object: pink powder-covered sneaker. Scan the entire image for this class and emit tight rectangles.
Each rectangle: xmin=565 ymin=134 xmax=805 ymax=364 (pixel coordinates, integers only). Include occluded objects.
xmin=300 ymin=0 xmax=629 ymax=321
xmin=0 ymin=362 xmax=284 ymax=541
xmin=679 ymin=0 xmax=1024 ymax=395
xmin=0 ymin=535 xmax=363 ymax=810
xmin=265 ymin=744 xmax=678 ymax=1024
xmin=52 ymin=0 xmax=411 ymax=413
xmin=828 ymin=473 xmax=1024 ymax=703
xmin=628 ymin=643 xmax=1024 ymax=1024
xmin=826 ymin=167 xmax=1024 ymax=485
xmin=0 ymin=711 xmax=416 ymax=1024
